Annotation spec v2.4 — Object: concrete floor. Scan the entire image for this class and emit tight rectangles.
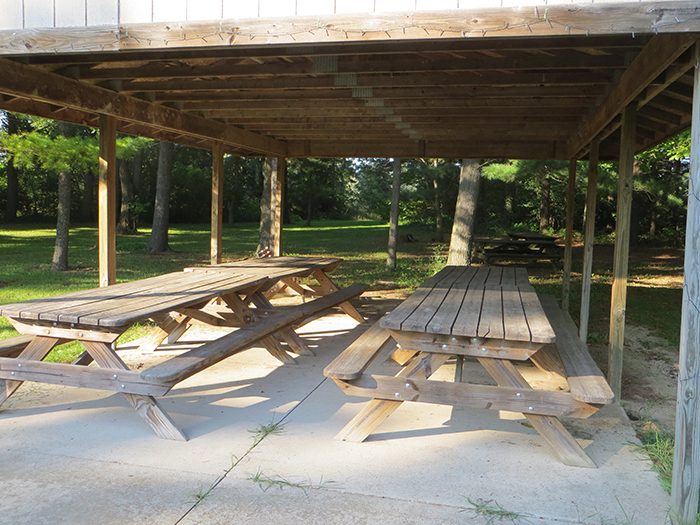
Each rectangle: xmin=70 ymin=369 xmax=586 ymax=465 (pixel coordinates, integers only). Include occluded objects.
xmin=0 ymin=302 xmax=671 ymax=525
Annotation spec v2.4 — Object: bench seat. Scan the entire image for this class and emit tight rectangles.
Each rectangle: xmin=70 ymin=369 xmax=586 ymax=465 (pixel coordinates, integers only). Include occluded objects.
xmin=324 ymin=321 xmax=393 ymax=381
xmin=0 ymin=335 xmax=35 ymax=358
xmin=538 ymin=295 xmax=615 ymax=405
xmin=142 ymin=283 xmax=368 ymax=386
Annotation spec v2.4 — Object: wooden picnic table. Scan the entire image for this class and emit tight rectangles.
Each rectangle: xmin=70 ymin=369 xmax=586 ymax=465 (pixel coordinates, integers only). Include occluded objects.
xmin=325 ymin=266 xmax=614 ymax=467
xmin=0 ymin=257 xmax=367 ymax=441
xmin=473 ymin=232 xmax=564 ymax=264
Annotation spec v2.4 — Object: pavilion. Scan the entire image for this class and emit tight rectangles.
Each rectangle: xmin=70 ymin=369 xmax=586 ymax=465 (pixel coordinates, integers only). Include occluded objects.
xmin=0 ymin=1 xmax=699 ymax=521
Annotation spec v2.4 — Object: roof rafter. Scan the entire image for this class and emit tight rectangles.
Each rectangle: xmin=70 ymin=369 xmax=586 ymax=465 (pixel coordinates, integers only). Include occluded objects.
xmin=568 ymin=33 xmax=699 ymax=158
xmin=0 ymin=57 xmax=286 ymax=156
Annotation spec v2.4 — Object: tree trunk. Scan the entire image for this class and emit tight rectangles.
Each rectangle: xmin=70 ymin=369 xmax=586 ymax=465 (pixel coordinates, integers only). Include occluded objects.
xmin=51 ymin=170 xmax=71 ymax=271
xmin=146 ymin=141 xmax=174 ymax=253
xmin=432 ymin=160 xmax=443 ymax=243
xmin=539 ymin=175 xmax=551 ymax=232
xmin=228 ymin=196 xmax=235 ymax=225
xmin=386 ymin=158 xmax=401 ymax=272
xmin=4 ymin=112 xmax=19 ymax=221
xmin=81 ymin=171 xmax=95 ymax=222
xmin=132 ymin=152 xmax=143 ymax=194
xmin=118 ymin=158 xmax=136 ymax=233
xmin=447 ymin=159 xmax=481 ymax=266
xmin=257 ymin=157 xmax=274 ymax=253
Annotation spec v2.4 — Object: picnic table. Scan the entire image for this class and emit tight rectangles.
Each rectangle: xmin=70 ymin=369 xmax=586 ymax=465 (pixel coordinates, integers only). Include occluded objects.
xmin=325 ymin=266 xmax=614 ymax=467
xmin=0 ymin=257 xmax=366 ymax=440
xmin=473 ymin=231 xmax=563 ymax=265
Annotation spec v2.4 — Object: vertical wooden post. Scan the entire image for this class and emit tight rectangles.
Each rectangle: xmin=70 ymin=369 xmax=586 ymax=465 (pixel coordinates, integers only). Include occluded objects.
xmin=210 ymin=142 xmax=224 ymax=265
xmin=579 ymin=138 xmax=599 ymax=342
xmin=386 ymin=158 xmax=401 ymax=272
xmin=272 ymin=157 xmax=285 ymax=256
xmin=608 ymin=104 xmax=636 ymax=400
xmin=671 ymin=45 xmax=700 ymax=525
xmin=98 ymin=114 xmax=116 ymax=287
xmin=562 ymin=159 xmax=577 ymax=313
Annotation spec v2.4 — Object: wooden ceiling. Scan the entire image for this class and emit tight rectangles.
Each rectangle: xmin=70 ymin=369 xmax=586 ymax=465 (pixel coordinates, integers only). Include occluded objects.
xmin=0 ymin=9 xmax=698 ymax=159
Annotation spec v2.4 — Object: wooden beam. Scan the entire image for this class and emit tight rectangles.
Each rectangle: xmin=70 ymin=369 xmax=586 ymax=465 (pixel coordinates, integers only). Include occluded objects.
xmin=272 ymin=158 xmax=285 ymax=256
xmin=121 ymin=71 xmax=616 ymax=94
xmin=608 ymin=104 xmax=637 ymax=400
xmin=286 ymin=140 xmax=567 ymax=160
xmin=568 ymin=33 xmax=699 ymax=158
xmin=561 ymin=159 xmax=577 ymax=313
xmin=181 ymin=100 xmax=596 ymax=113
xmin=161 ymin=85 xmax=606 ymax=103
xmin=579 ymin=138 xmax=599 ymax=343
xmin=19 ymin=35 xmax=646 ymax=65
xmin=98 ymin=114 xmax=116 ymax=287
xmin=69 ymin=54 xmax=626 ymax=82
xmin=210 ymin=142 xmax=224 ymax=265
xmin=1 ymin=4 xmax=698 ymax=55
xmin=670 ymin=45 xmax=700 ymax=525
xmin=0 ymin=57 xmax=285 ymax=156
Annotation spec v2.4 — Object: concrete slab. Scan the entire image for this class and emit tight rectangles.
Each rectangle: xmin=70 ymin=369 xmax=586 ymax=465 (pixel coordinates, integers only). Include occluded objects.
xmin=0 ymin=309 xmax=672 ymax=525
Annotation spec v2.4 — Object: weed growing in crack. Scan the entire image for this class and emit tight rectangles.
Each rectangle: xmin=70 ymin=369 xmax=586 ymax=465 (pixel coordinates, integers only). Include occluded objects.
xmin=246 ymin=469 xmax=336 ymax=494
xmin=465 ymin=498 xmax=529 ymax=524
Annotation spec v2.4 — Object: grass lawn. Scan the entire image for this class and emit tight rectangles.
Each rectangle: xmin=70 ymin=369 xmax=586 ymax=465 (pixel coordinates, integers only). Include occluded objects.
xmin=0 ymin=221 xmax=684 ymax=363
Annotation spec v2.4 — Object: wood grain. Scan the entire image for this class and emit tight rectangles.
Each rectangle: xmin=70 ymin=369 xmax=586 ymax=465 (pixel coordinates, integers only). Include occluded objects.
xmin=324 ymin=321 xmax=393 ymax=381
xmin=670 ymin=47 xmax=700 ymax=524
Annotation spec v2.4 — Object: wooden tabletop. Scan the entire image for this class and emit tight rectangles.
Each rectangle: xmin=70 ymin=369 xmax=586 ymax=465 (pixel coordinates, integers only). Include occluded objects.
xmin=381 ymin=266 xmax=555 ymax=344
xmin=185 ymin=256 xmax=343 ymax=279
xmin=0 ymin=271 xmax=268 ymax=328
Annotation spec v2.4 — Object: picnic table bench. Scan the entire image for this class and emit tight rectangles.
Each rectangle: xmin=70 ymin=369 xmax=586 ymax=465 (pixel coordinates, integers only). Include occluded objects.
xmin=0 ymin=257 xmax=367 ymax=441
xmin=324 ymin=266 xmax=614 ymax=467
xmin=473 ymin=231 xmax=564 ymax=265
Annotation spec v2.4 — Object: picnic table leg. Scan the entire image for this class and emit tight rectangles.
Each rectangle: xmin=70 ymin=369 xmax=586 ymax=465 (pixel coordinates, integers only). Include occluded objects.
xmin=82 ymin=341 xmax=187 ymax=441
xmin=221 ymin=292 xmax=296 ymax=365
xmin=335 ymin=352 xmax=449 ymax=442
xmin=249 ymin=292 xmax=313 ymax=356
xmin=311 ymin=270 xmax=365 ymax=324
xmin=137 ymin=312 xmax=192 ymax=352
xmin=0 ymin=336 xmax=60 ymax=406
xmin=478 ymin=357 xmax=596 ymax=468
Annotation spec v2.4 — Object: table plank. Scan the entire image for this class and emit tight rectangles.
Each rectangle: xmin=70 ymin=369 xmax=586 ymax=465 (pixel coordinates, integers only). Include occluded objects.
xmin=400 ymin=266 xmax=469 ymax=332
xmin=381 ymin=266 xmax=459 ymax=331
xmin=451 ymin=286 xmax=486 ymax=338
xmin=477 ymin=287 xmax=505 ymax=340
xmin=45 ymin=271 xmax=230 ymax=324
xmin=426 ymin=266 xmax=480 ymax=335
xmin=502 ymin=286 xmax=532 ymax=341
xmin=520 ymin=289 xmax=557 ymax=343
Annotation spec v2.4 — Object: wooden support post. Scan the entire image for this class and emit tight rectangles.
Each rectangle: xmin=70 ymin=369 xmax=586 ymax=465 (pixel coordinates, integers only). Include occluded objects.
xmin=671 ymin=45 xmax=700 ymax=525
xmin=562 ymin=159 xmax=577 ymax=313
xmin=272 ymin=157 xmax=285 ymax=256
xmin=386 ymin=158 xmax=401 ymax=272
xmin=579 ymin=138 xmax=599 ymax=342
xmin=210 ymin=142 xmax=224 ymax=265
xmin=98 ymin=114 xmax=117 ymax=287
xmin=608 ymin=104 xmax=636 ymax=400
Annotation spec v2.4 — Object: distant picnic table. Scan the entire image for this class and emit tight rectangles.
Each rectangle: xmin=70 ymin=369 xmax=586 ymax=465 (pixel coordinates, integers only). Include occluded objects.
xmin=473 ymin=231 xmax=564 ymax=265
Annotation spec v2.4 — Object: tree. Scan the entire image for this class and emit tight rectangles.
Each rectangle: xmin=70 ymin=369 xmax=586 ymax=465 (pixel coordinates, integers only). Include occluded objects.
xmin=3 ymin=112 xmax=23 ymax=221
xmin=116 ymin=136 xmax=150 ymax=233
xmin=447 ymin=159 xmax=481 ymax=266
xmin=1 ymin=118 xmax=98 ymax=269
xmin=257 ymin=157 xmax=275 ymax=254
xmin=386 ymin=158 xmax=401 ymax=272
xmin=146 ymin=141 xmax=174 ymax=253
